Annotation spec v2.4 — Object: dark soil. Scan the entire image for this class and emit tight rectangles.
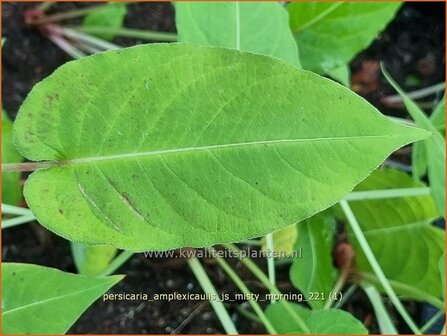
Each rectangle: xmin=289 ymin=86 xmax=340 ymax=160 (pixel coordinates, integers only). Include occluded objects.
xmin=2 ymin=2 xmax=445 ymax=334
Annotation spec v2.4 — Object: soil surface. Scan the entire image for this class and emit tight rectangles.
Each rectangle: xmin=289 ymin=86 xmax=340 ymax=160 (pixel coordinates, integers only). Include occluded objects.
xmin=2 ymin=2 xmax=445 ymax=334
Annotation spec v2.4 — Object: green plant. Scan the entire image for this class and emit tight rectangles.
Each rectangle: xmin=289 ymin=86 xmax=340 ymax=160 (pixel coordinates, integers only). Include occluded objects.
xmin=2 ymin=2 xmax=445 ymax=335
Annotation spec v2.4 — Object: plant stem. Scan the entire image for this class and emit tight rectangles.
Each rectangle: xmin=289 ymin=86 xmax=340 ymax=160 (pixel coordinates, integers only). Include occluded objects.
xmin=324 ymin=268 xmax=349 ymax=309
xmin=222 ymin=243 xmax=310 ymax=333
xmin=334 ymin=284 xmax=357 ymax=309
xmin=420 ymin=310 xmax=445 ymax=333
xmin=265 ymin=233 xmax=276 ymax=303
xmin=344 ymin=187 xmax=430 ymax=201
xmin=31 ymin=4 xmax=110 ymax=25
xmin=361 ymin=283 xmax=398 ymax=334
xmin=2 ymin=213 xmax=36 ymax=229
xmin=209 ymin=247 xmax=277 ymax=334
xmin=340 ymin=200 xmax=422 ymax=334
xmin=71 ymin=26 xmax=178 ymax=42
xmin=2 ymin=204 xmax=33 ymax=216
xmin=187 ymin=257 xmax=238 ymax=335
xmin=359 ymin=272 xmax=445 ymax=311
xmin=36 ymin=2 xmax=55 ymax=12
xmin=46 ymin=34 xmax=86 ymax=59
xmin=98 ymin=251 xmax=134 ymax=276
xmin=382 ymin=82 xmax=446 ymax=105
xmin=57 ymin=27 xmax=120 ymax=51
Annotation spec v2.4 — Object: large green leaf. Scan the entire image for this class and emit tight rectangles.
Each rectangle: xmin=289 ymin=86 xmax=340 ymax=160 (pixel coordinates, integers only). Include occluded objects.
xmin=266 ymin=302 xmax=367 ymax=334
xmin=290 ymin=211 xmax=337 ymax=310
xmin=288 ymin=2 xmax=401 ymax=73
xmin=2 ymin=263 xmax=123 ymax=334
xmin=342 ymin=168 xmax=444 ymax=298
xmin=2 ymin=110 xmax=23 ymax=205
xmin=384 ymin=68 xmax=446 ymax=217
xmin=71 ymin=242 xmax=117 ymax=275
xmin=175 ymin=2 xmax=300 ymax=67
xmin=13 ymin=44 xmax=427 ymax=251
xmin=82 ymin=2 xmax=127 ymax=41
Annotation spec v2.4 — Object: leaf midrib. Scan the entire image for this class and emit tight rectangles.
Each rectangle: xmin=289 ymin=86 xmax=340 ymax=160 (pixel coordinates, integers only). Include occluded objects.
xmin=3 ymin=281 xmax=115 ymax=317
xmin=54 ymin=134 xmax=398 ymax=167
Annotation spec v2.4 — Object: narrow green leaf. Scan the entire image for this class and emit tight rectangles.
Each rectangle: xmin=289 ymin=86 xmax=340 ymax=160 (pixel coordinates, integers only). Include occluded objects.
xmin=2 ymin=111 xmax=23 ymax=205
xmin=266 ymin=302 xmax=367 ymax=334
xmin=288 ymin=2 xmax=401 ymax=73
xmin=71 ymin=242 xmax=117 ymax=275
xmin=2 ymin=263 xmax=123 ymax=334
xmin=383 ymin=67 xmax=446 ymax=217
xmin=14 ymin=44 xmax=428 ymax=251
xmin=430 ymin=93 xmax=446 ymax=132
xmin=82 ymin=2 xmax=127 ymax=41
xmin=412 ymin=94 xmax=444 ymax=180
xmin=176 ymin=2 xmax=300 ymax=67
xmin=342 ymin=168 xmax=445 ymax=298
xmin=290 ymin=211 xmax=337 ymax=309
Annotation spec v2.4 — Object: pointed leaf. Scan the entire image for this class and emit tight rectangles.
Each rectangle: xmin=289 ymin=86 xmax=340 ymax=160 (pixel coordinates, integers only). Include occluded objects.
xmin=290 ymin=211 xmax=337 ymax=309
xmin=288 ymin=2 xmax=401 ymax=73
xmin=2 ymin=111 xmax=23 ymax=205
xmin=14 ymin=44 xmax=428 ymax=251
xmin=176 ymin=2 xmax=300 ymax=67
xmin=341 ymin=168 xmax=445 ymax=299
xmin=383 ymin=68 xmax=446 ymax=217
xmin=2 ymin=263 xmax=123 ymax=334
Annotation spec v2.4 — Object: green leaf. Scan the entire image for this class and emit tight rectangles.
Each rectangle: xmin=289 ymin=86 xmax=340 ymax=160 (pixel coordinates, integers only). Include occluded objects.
xmin=288 ymin=2 xmax=401 ymax=73
xmin=440 ymin=252 xmax=445 ymax=301
xmin=430 ymin=93 xmax=446 ymax=132
xmin=266 ymin=302 xmax=367 ymax=334
xmin=328 ymin=64 xmax=351 ymax=87
xmin=260 ymin=224 xmax=297 ymax=256
xmin=175 ymin=2 xmax=300 ymax=67
xmin=342 ymin=168 xmax=445 ymax=299
xmin=383 ymin=68 xmax=446 ymax=217
xmin=290 ymin=211 xmax=337 ymax=309
xmin=2 ymin=263 xmax=123 ymax=334
xmin=265 ymin=301 xmax=310 ymax=333
xmin=2 ymin=111 xmax=23 ymax=205
xmin=71 ymin=242 xmax=117 ymax=275
xmin=82 ymin=3 xmax=127 ymax=41
xmin=14 ymin=44 xmax=428 ymax=251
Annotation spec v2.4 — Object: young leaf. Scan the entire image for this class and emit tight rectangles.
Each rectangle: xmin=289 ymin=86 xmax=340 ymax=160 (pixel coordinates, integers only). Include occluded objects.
xmin=2 ymin=110 xmax=23 ymax=205
xmin=430 ymin=93 xmax=446 ymax=132
xmin=2 ymin=263 xmax=123 ymax=334
xmin=260 ymin=224 xmax=297 ymax=256
xmin=383 ymin=68 xmax=446 ymax=217
xmin=82 ymin=3 xmax=127 ymax=41
xmin=341 ymin=168 xmax=445 ymax=299
xmin=288 ymin=2 xmax=401 ymax=73
xmin=328 ymin=64 xmax=351 ymax=87
xmin=71 ymin=242 xmax=117 ymax=275
xmin=13 ymin=44 xmax=428 ymax=251
xmin=290 ymin=211 xmax=337 ymax=309
xmin=266 ymin=302 xmax=367 ymax=334
xmin=175 ymin=2 xmax=300 ymax=67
